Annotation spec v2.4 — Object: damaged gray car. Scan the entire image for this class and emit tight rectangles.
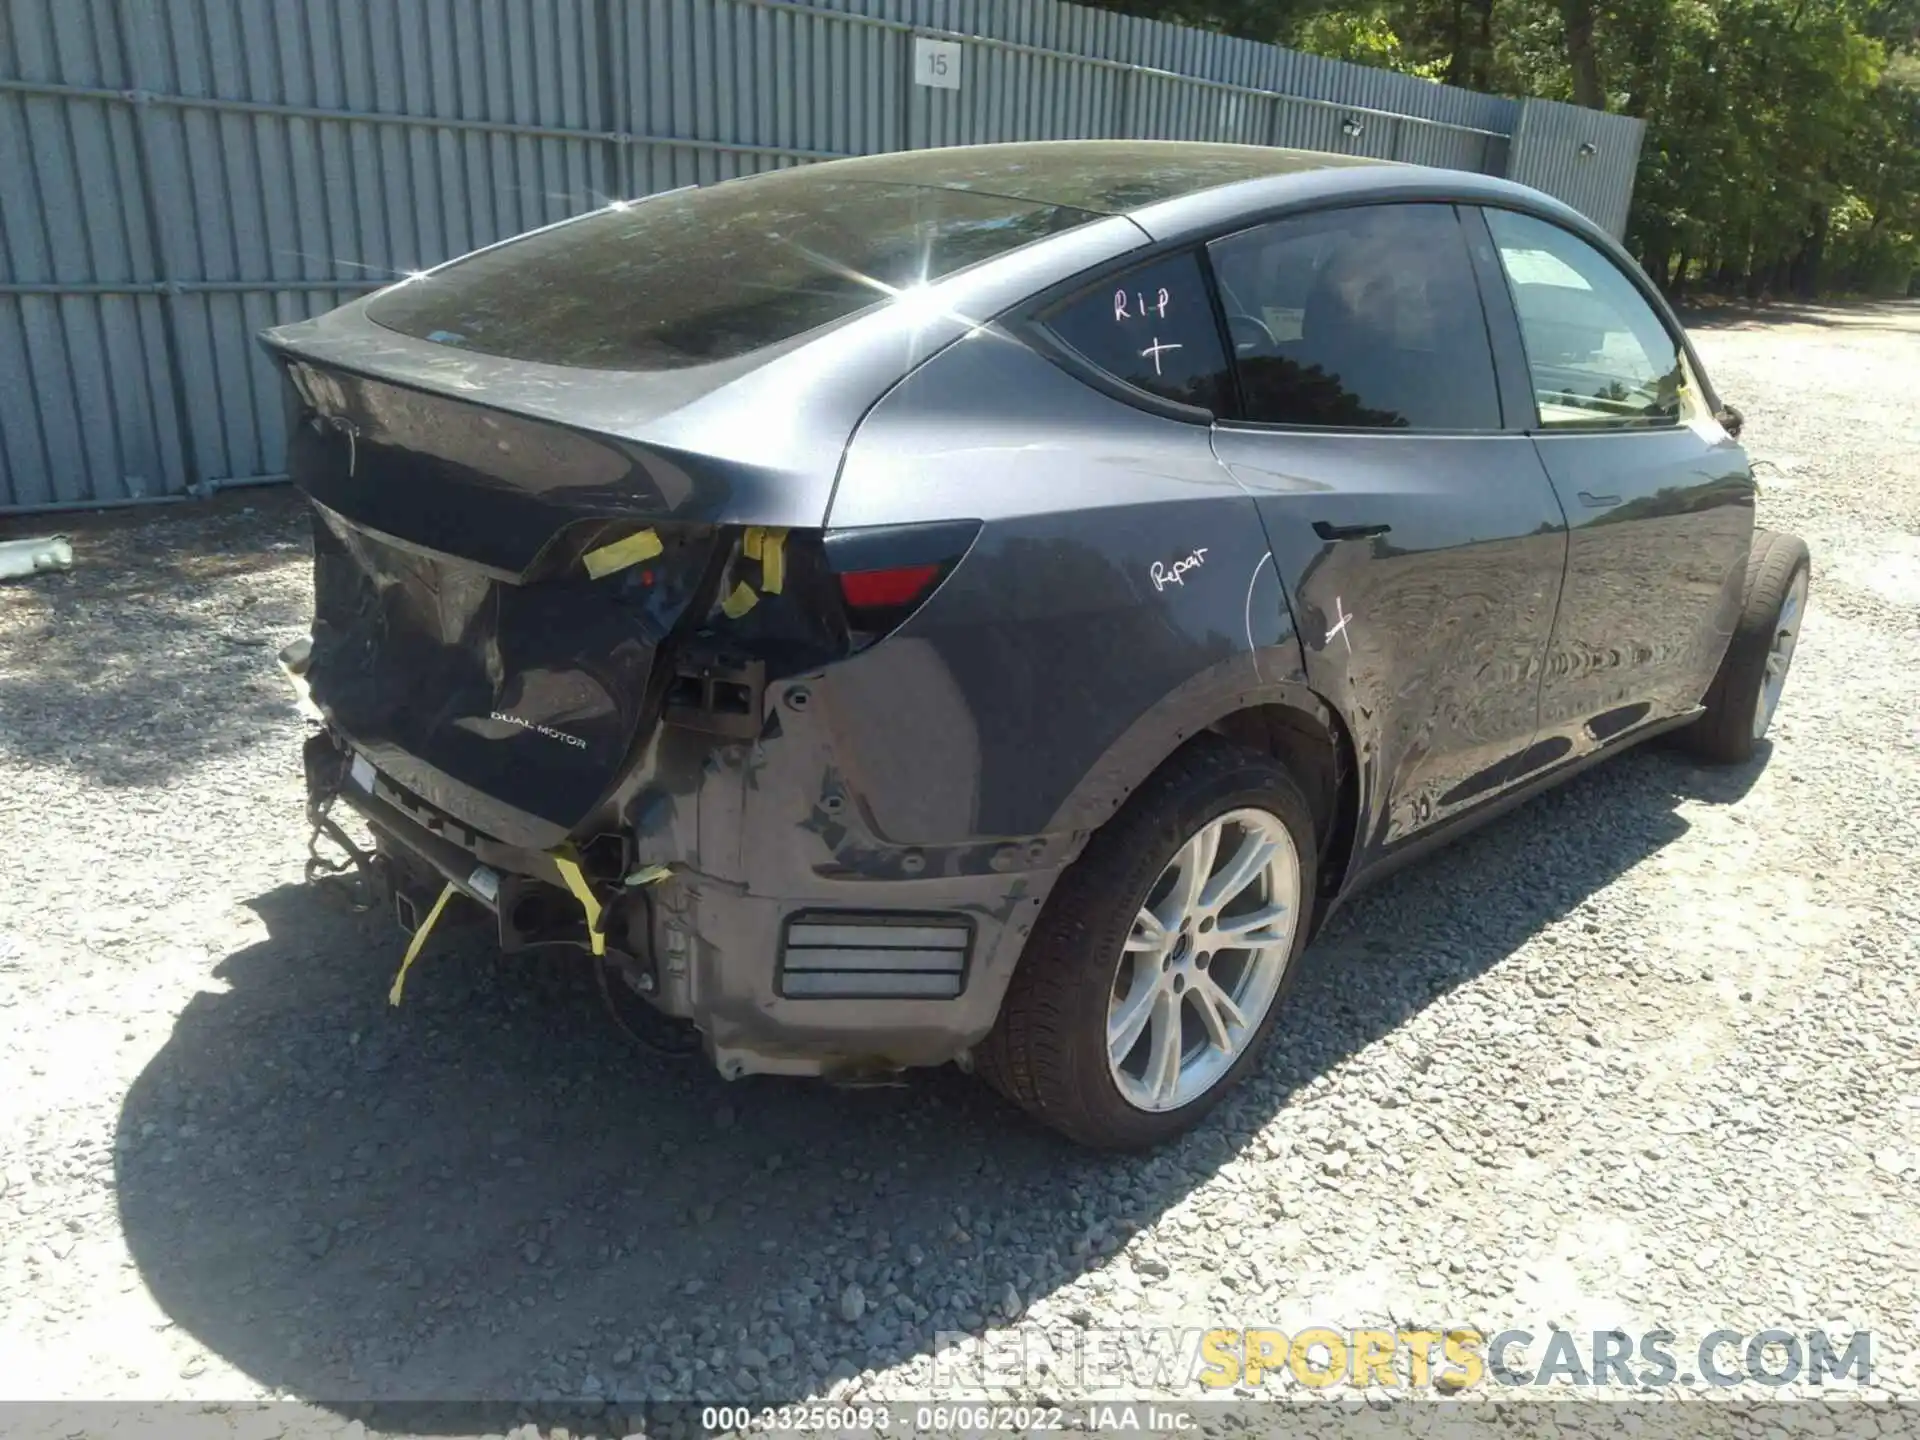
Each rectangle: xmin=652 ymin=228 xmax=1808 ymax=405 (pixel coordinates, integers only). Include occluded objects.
xmin=265 ymin=141 xmax=1806 ymax=1149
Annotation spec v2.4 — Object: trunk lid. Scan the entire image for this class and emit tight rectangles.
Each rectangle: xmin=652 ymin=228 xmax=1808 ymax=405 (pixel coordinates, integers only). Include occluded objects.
xmin=284 ymin=360 xmax=735 ymax=851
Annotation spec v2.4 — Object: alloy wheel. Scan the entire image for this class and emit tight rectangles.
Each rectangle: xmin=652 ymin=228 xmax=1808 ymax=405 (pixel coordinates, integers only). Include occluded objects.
xmin=1106 ymin=807 xmax=1301 ymax=1113
xmin=1752 ymin=568 xmax=1808 ymax=740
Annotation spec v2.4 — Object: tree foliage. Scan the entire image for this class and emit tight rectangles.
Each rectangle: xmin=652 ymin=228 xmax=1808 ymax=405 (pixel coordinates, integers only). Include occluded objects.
xmin=1092 ymin=0 xmax=1920 ymax=296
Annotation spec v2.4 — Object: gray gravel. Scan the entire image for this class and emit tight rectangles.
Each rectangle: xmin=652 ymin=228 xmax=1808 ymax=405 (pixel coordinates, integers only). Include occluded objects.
xmin=1 ymin=302 xmax=1917 ymax=1425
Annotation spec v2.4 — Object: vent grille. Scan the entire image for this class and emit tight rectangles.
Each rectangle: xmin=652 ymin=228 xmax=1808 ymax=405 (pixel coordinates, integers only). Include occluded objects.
xmin=778 ymin=912 xmax=972 ymax=1000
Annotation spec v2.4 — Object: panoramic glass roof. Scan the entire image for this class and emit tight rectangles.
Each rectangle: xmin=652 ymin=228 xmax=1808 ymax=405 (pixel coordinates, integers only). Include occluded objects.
xmin=819 ymin=140 xmax=1389 ymax=214
xmin=366 ymin=142 xmax=1382 ymax=371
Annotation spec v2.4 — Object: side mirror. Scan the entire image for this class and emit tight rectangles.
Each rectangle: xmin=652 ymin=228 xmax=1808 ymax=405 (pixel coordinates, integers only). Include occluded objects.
xmin=1716 ymin=404 xmax=1744 ymax=440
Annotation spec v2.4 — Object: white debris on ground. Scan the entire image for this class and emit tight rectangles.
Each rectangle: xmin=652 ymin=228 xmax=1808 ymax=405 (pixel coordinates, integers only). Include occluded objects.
xmin=0 ymin=304 xmax=1915 ymax=1433
xmin=0 ymin=534 xmax=74 ymax=581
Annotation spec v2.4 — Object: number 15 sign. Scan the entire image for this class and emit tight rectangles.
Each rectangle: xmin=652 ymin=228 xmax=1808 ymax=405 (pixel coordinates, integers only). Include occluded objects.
xmin=913 ymin=38 xmax=963 ymax=89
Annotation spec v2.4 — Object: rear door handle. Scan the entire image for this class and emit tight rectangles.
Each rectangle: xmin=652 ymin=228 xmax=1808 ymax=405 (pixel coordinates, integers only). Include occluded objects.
xmin=1578 ymin=490 xmax=1622 ymax=508
xmin=1312 ymin=521 xmax=1391 ymax=541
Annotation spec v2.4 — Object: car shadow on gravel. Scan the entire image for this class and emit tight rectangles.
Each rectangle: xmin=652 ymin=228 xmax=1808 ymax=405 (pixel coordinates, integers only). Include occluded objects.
xmin=1679 ymin=298 xmax=1920 ymax=336
xmin=115 ymin=742 xmax=1760 ymax=1419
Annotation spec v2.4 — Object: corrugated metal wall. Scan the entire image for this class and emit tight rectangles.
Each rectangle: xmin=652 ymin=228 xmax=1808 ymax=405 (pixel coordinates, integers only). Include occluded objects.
xmin=1507 ymin=96 xmax=1645 ymax=244
xmin=0 ymin=0 xmax=1644 ymax=513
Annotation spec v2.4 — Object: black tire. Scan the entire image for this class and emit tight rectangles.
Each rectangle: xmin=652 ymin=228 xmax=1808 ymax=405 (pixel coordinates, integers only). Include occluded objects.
xmin=1678 ymin=528 xmax=1811 ymax=765
xmin=976 ymin=737 xmax=1319 ymax=1150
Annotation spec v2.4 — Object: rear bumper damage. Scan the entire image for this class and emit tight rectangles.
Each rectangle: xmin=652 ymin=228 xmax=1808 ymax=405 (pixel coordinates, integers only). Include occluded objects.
xmin=267 ymin=319 xmax=1082 ymax=1079
xmin=297 ymin=663 xmax=1069 ymax=1080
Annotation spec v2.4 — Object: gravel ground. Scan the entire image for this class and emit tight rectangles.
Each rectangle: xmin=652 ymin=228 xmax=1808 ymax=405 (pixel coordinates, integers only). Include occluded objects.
xmin=1 ymin=301 xmax=1917 ymax=1432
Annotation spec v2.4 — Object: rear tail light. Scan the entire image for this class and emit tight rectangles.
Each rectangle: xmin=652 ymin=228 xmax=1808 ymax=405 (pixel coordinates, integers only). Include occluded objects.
xmin=837 ymin=564 xmax=942 ymax=610
xmin=823 ymin=519 xmax=980 ymax=644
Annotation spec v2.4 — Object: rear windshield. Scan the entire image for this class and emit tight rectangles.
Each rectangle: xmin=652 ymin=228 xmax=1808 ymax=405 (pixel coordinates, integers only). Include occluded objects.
xmin=367 ymin=174 xmax=1095 ymax=370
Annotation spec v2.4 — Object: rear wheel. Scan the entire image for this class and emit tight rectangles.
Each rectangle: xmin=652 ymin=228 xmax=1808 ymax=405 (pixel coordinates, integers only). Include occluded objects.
xmin=1680 ymin=529 xmax=1810 ymax=764
xmin=977 ymin=738 xmax=1317 ymax=1150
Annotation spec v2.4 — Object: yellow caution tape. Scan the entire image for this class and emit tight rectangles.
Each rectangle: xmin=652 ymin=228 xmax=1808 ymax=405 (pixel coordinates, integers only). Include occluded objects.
xmin=388 ymin=881 xmax=457 ymax=1006
xmin=741 ymin=526 xmax=788 ymax=595
xmin=720 ymin=528 xmax=787 ymax=619
xmin=582 ymin=527 xmax=663 ymax=579
xmin=551 ymin=850 xmax=607 ymax=957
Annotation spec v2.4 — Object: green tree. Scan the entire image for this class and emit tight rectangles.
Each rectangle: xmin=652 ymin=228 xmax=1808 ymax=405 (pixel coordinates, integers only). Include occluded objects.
xmin=1082 ymin=0 xmax=1920 ymax=297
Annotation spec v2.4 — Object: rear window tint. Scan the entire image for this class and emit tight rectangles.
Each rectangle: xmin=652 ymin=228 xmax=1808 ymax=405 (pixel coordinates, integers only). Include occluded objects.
xmin=1209 ymin=203 xmax=1501 ymax=430
xmin=1039 ymin=251 xmax=1234 ymax=414
xmin=367 ymin=176 xmax=1095 ymax=370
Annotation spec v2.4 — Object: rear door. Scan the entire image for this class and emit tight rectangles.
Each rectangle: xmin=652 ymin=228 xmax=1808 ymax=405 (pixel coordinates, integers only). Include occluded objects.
xmin=1474 ymin=206 xmax=1755 ymax=750
xmin=1204 ymin=202 xmax=1570 ymax=867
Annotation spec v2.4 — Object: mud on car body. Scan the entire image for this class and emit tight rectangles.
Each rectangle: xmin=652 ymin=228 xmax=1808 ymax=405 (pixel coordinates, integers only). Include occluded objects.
xmin=264 ymin=141 xmax=1806 ymax=1149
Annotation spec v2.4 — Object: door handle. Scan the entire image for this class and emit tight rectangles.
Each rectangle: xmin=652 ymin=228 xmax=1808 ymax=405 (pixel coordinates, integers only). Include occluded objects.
xmin=1312 ymin=520 xmax=1392 ymax=541
xmin=1577 ymin=491 xmax=1622 ymax=508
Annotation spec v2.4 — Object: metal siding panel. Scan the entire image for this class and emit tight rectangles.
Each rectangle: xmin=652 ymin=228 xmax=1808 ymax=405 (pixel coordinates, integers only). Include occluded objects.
xmin=1272 ymin=96 xmax=1342 ymax=153
xmin=36 ymin=297 xmax=98 ymax=504
xmin=693 ymin=0 xmax=716 ymax=153
xmin=0 ymin=302 xmax=59 ymax=505
xmin=504 ymin=0 xmax=535 ymax=231
xmin=117 ymin=3 xmax=197 ymax=500
xmin=133 ymin=291 xmax=189 ymax=496
xmin=0 ymin=295 xmax=51 ymax=506
xmin=368 ymin=1 xmax=413 ymax=260
xmin=396 ymin=0 xmax=447 ymax=259
xmin=450 ymin=0 xmax=486 ymax=248
xmin=2 ymin=0 xmax=1645 ymax=511
xmin=679 ymin=0 xmax=703 ymax=182
xmin=1508 ymin=98 xmax=1645 ymax=238
xmin=535 ymin=0 xmax=565 ymax=221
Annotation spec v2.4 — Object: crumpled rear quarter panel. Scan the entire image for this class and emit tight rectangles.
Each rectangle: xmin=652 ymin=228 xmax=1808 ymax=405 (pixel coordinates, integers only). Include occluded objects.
xmin=645 ymin=327 xmax=1313 ymax=1069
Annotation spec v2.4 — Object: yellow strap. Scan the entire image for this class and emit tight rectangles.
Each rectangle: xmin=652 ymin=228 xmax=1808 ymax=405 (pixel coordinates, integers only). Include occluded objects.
xmin=388 ymin=881 xmax=457 ymax=1006
xmin=551 ymin=851 xmax=607 ymax=956
xmin=720 ymin=580 xmax=759 ymax=618
xmin=582 ymin=528 xmax=663 ymax=579
xmin=758 ymin=526 xmax=786 ymax=594
xmin=741 ymin=526 xmax=786 ymax=594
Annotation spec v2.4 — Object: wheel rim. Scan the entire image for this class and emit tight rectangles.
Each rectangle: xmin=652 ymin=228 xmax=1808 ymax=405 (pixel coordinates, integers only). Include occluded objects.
xmin=1752 ymin=569 xmax=1808 ymax=740
xmin=1106 ymin=807 xmax=1301 ymax=1113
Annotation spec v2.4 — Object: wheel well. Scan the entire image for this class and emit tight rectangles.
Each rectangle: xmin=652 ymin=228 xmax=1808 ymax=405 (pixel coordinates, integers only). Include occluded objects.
xmin=1206 ymin=702 xmax=1359 ymax=903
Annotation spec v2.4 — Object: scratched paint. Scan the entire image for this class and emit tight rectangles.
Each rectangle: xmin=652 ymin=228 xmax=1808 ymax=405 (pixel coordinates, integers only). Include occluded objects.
xmin=1326 ymin=596 xmax=1355 ymax=653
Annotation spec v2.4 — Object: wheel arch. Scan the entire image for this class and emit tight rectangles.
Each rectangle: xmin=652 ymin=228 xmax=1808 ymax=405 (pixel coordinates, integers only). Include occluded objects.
xmin=1046 ymin=658 xmax=1363 ymax=918
xmin=1204 ymin=700 xmax=1359 ymax=917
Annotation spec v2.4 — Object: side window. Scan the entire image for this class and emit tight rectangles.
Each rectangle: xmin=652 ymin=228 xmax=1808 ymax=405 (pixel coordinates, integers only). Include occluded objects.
xmin=1038 ymin=250 xmax=1233 ymax=414
xmin=1207 ymin=204 xmax=1500 ymax=430
xmin=1483 ymin=208 xmax=1686 ymax=428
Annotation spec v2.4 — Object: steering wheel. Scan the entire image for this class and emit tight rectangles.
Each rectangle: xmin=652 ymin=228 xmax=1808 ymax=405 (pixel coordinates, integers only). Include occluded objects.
xmin=1225 ymin=312 xmax=1276 ymax=355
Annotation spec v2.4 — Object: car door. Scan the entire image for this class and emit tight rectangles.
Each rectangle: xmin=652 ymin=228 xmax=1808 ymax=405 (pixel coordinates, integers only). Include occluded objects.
xmin=1204 ymin=201 xmax=1571 ymax=871
xmin=1474 ymin=206 xmax=1756 ymax=752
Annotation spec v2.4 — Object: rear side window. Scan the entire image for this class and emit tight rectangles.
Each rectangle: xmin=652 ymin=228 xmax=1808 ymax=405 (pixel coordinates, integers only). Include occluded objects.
xmin=1038 ymin=251 xmax=1233 ymax=413
xmin=367 ymin=175 xmax=1095 ymax=371
xmin=1483 ymin=208 xmax=1685 ymax=427
xmin=1208 ymin=204 xmax=1501 ymax=430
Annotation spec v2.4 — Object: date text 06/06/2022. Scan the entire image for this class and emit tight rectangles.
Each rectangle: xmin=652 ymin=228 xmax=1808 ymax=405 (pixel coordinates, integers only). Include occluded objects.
xmin=697 ymin=1403 xmax=1197 ymax=1432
